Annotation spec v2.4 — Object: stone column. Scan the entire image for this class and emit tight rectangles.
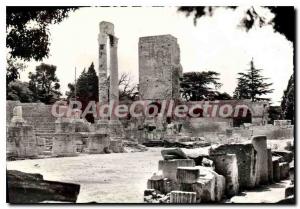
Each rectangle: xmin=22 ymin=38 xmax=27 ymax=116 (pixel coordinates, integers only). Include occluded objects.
xmin=96 ymin=21 xmax=113 ymax=134
xmin=108 ymin=35 xmax=124 ymax=138
xmin=251 ymin=135 xmax=269 ymax=185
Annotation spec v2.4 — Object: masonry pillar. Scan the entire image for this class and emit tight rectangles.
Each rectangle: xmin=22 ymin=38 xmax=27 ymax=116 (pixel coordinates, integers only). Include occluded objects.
xmin=108 ymin=35 xmax=124 ymax=138
xmin=96 ymin=21 xmax=112 ymax=134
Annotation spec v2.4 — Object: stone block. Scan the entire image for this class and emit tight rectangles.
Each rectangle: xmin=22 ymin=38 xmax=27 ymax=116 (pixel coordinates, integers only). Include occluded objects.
xmin=210 ymin=143 xmax=256 ymax=189
xmin=87 ymin=133 xmax=110 ymax=154
xmin=279 ymin=162 xmax=289 ymax=180
xmin=267 ymin=148 xmax=273 ymax=183
xmin=158 ymin=159 xmax=195 ymax=182
xmin=285 ymin=185 xmax=294 ymax=198
xmin=183 ymin=167 xmax=225 ymax=202
xmin=210 ymin=153 xmax=239 ymax=197
xmin=176 ymin=167 xmax=200 ymax=184
xmin=273 ymin=150 xmax=293 ymax=163
xmin=170 ymin=191 xmax=197 ymax=203
xmin=52 ymin=133 xmax=77 ymax=157
xmin=109 ymin=138 xmax=123 ymax=153
xmin=272 ymin=158 xmax=280 ymax=182
xmin=251 ymin=135 xmax=268 ymax=185
xmin=147 ymin=178 xmax=172 ymax=194
xmin=7 ymin=124 xmax=38 ymax=158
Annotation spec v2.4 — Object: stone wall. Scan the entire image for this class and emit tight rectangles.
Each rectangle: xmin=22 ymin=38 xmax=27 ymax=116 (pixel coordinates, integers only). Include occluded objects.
xmin=139 ymin=35 xmax=182 ymax=100
xmin=7 ymin=101 xmax=56 ymax=133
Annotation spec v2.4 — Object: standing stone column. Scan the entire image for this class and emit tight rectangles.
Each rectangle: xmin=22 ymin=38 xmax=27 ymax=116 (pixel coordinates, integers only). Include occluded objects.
xmin=251 ymin=135 xmax=269 ymax=185
xmin=108 ymin=35 xmax=124 ymax=138
xmin=96 ymin=21 xmax=113 ymax=134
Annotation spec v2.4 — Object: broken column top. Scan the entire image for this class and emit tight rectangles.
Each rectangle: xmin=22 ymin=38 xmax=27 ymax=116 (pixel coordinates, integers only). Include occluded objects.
xmin=139 ymin=34 xmax=177 ymax=43
xmin=99 ymin=21 xmax=114 ymax=35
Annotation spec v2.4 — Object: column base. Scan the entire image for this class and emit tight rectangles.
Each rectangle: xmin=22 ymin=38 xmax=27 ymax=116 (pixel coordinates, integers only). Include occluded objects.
xmin=109 ymin=119 xmax=124 ymax=138
xmin=95 ymin=119 xmax=109 ymax=134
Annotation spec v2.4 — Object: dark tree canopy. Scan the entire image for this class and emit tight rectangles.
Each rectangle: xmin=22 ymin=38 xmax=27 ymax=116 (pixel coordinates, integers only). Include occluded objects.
xmin=233 ymin=59 xmax=273 ymax=102
xmin=180 ymin=71 xmax=223 ymax=101
xmin=28 ymin=63 xmax=61 ymax=104
xmin=6 ymin=6 xmax=77 ymax=61
xmin=281 ymin=73 xmax=294 ymax=124
xmin=178 ymin=6 xmax=295 ymax=43
xmin=7 ymin=80 xmax=35 ymax=103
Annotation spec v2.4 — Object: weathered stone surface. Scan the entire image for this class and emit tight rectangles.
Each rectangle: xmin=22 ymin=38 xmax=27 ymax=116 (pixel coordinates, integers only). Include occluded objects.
xmin=87 ymin=133 xmax=110 ymax=154
xmin=139 ymin=35 xmax=182 ymax=100
xmin=10 ymin=106 xmax=26 ymax=124
xmin=52 ymin=133 xmax=77 ymax=157
xmin=7 ymin=101 xmax=56 ymax=134
xmin=176 ymin=167 xmax=200 ymax=184
xmin=285 ymin=184 xmax=294 ymax=198
xmin=251 ymin=135 xmax=268 ymax=185
xmin=210 ymin=153 xmax=239 ymax=197
xmin=267 ymin=148 xmax=273 ymax=183
xmin=273 ymin=150 xmax=294 ymax=163
xmin=147 ymin=178 xmax=172 ymax=194
xmin=161 ymin=148 xmax=188 ymax=160
xmin=7 ymin=170 xmax=80 ymax=203
xmin=144 ymin=189 xmax=170 ymax=203
xmin=210 ymin=143 xmax=256 ymax=189
xmin=279 ymin=162 xmax=290 ymax=180
xmin=170 ymin=191 xmax=197 ymax=203
xmin=180 ymin=166 xmax=225 ymax=202
xmin=272 ymin=157 xmax=281 ymax=182
xmin=109 ymin=138 xmax=123 ymax=153
xmin=158 ymin=159 xmax=195 ymax=181
xmin=7 ymin=124 xmax=38 ymax=158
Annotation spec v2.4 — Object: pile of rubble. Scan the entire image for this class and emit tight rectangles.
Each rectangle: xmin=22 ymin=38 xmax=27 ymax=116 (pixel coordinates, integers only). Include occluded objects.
xmin=144 ymin=135 xmax=294 ymax=203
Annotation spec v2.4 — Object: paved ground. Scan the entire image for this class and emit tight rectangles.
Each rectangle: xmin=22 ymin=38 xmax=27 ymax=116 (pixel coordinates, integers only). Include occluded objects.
xmin=7 ymin=147 xmax=290 ymax=203
xmin=228 ymin=180 xmax=290 ymax=203
xmin=7 ymin=148 xmax=163 ymax=203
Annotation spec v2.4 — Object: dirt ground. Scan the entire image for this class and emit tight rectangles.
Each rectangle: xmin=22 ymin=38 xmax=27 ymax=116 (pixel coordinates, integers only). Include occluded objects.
xmin=7 ymin=146 xmax=291 ymax=203
xmin=7 ymin=148 xmax=163 ymax=203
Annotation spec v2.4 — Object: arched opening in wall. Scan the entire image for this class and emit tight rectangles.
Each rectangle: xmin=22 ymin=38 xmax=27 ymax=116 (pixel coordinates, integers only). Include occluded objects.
xmin=233 ymin=108 xmax=252 ymax=127
xmin=188 ymin=107 xmax=203 ymax=118
xmin=147 ymin=102 xmax=162 ymax=116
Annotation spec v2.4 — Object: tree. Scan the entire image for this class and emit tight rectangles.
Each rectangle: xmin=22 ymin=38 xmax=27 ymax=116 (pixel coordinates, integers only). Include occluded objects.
xmin=117 ymin=73 xmax=138 ymax=101
xmin=178 ymin=6 xmax=294 ymax=44
xmin=6 ymin=7 xmax=77 ymax=87
xmin=66 ymin=70 xmax=138 ymax=102
xmin=268 ymin=105 xmax=282 ymax=125
xmin=233 ymin=59 xmax=273 ymax=101
xmin=28 ymin=63 xmax=61 ymax=104
xmin=6 ymin=57 xmax=26 ymax=86
xmin=281 ymin=73 xmax=294 ymax=124
xmin=180 ymin=71 xmax=222 ymax=101
xmin=213 ymin=92 xmax=232 ymax=100
xmin=6 ymin=7 xmax=77 ymax=61
xmin=7 ymin=80 xmax=35 ymax=102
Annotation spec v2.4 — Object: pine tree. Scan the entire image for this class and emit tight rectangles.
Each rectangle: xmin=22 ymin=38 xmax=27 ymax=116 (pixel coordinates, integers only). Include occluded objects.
xmin=281 ymin=73 xmax=294 ymax=124
xmin=28 ymin=63 xmax=61 ymax=104
xmin=233 ymin=59 xmax=273 ymax=101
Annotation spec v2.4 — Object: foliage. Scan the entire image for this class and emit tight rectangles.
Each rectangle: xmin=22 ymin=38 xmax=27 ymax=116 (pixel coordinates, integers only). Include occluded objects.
xmin=180 ymin=71 xmax=223 ymax=101
xmin=178 ymin=6 xmax=294 ymax=43
xmin=28 ymin=63 xmax=61 ymax=104
xmin=233 ymin=59 xmax=273 ymax=102
xmin=7 ymin=80 xmax=35 ymax=102
xmin=281 ymin=73 xmax=294 ymax=124
xmin=6 ymin=6 xmax=77 ymax=61
xmin=268 ymin=105 xmax=282 ymax=125
xmin=6 ymin=57 xmax=26 ymax=85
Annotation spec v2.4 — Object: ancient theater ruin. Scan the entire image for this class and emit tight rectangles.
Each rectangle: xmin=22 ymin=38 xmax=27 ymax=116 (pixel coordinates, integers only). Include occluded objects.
xmin=6 ymin=21 xmax=294 ymax=203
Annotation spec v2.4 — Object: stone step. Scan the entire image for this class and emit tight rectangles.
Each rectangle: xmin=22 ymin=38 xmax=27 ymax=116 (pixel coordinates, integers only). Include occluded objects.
xmin=170 ymin=191 xmax=197 ymax=203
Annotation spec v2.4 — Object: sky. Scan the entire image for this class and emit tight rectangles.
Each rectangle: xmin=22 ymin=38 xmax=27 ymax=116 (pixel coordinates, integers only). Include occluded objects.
xmin=19 ymin=6 xmax=294 ymax=105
